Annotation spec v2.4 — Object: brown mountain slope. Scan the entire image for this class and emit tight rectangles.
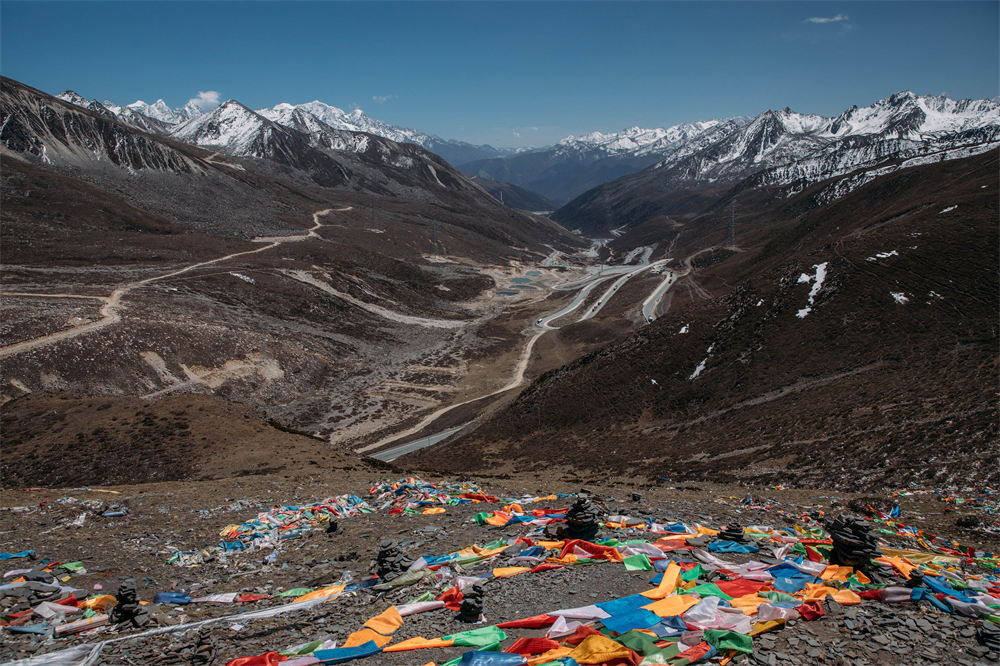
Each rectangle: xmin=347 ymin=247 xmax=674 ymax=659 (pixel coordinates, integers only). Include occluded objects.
xmin=0 ymin=76 xmax=583 ymax=447
xmin=0 ymin=392 xmax=379 ymax=488
xmin=404 ymin=150 xmax=999 ymax=491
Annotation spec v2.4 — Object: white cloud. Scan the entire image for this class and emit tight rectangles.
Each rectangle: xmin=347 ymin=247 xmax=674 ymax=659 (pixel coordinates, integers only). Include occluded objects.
xmin=511 ymin=126 xmax=542 ymax=138
xmin=805 ymin=14 xmax=848 ymax=24
xmin=187 ymin=90 xmax=221 ymax=112
xmin=372 ymin=94 xmax=395 ymax=103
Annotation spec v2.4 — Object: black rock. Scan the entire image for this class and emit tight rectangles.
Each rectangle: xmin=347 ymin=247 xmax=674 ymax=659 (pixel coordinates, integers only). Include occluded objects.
xmin=373 ymin=538 xmax=413 ymax=581
xmin=825 ymin=515 xmax=882 ymax=573
xmin=718 ymin=522 xmax=746 ymax=543
xmin=109 ymin=579 xmax=150 ymax=628
xmin=552 ymin=497 xmax=604 ymax=541
xmin=458 ymin=583 xmax=485 ymax=623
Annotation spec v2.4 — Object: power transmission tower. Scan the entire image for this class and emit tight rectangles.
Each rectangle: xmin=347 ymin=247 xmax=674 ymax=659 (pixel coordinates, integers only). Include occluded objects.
xmin=430 ymin=219 xmax=438 ymax=254
xmin=371 ymin=194 xmax=377 ymax=231
xmin=727 ymin=201 xmax=736 ymax=248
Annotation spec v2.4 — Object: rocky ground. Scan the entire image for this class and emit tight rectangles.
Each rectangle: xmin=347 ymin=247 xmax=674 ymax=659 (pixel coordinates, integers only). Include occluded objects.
xmin=2 ymin=466 xmax=998 ymax=665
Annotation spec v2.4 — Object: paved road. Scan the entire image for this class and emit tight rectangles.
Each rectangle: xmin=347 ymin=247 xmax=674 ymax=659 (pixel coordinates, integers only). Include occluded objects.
xmin=361 ymin=252 xmax=670 ymax=458
xmin=536 ymin=275 xmax=618 ymax=330
xmin=368 ymin=425 xmax=466 ymax=462
xmin=641 ymin=270 xmax=678 ymax=322
xmin=578 ymin=260 xmax=669 ymax=322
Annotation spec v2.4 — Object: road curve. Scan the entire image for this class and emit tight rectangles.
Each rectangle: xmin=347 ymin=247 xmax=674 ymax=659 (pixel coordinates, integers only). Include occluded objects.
xmin=577 ymin=260 xmax=668 ymax=322
xmin=641 ymin=270 xmax=677 ymax=322
xmin=0 ymin=208 xmax=347 ymax=359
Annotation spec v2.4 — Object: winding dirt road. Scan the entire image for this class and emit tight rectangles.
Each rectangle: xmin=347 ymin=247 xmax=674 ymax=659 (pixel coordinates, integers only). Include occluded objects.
xmin=0 ymin=208 xmax=344 ymax=360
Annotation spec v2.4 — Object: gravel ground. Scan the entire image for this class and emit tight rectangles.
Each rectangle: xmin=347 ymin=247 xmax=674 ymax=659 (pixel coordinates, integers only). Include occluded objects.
xmin=2 ymin=471 xmax=998 ymax=665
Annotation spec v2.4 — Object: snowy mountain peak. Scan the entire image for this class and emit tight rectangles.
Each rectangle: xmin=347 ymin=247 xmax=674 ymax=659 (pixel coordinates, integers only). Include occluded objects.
xmin=258 ymin=100 xmax=427 ymax=147
xmin=888 ymin=90 xmax=918 ymax=105
xmin=126 ymin=99 xmax=185 ymax=125
xmin=170 ymin=100 xmax=276 ymax=154
xmin=57 ymin=90 xmax=90 ymax=107
xmin=56 ymin=91 xmax=115 ymax=118
xmin=179 ymin=99 xmax=208 ymax=121
xmin=556 ymin=120 xmax=732 ymax=158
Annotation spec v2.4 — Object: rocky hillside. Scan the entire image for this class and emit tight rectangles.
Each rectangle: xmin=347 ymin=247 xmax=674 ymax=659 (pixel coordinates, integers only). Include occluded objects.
xmin=1 ymin=75 xmax=582 ymax=446
xmin=470 ymin=176 xmax=557 ymax=211
xmin=406 ymin=149 xmax=999 ymax=491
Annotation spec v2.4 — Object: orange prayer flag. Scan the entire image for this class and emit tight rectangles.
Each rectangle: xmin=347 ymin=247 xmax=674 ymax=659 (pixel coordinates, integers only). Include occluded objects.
xmin=293 ymin=584 xmax=345 ymax=603
xmin=383 ymin=637 xmax=454 ymax=652
xmin=642 ymin=561 xmax=681 ymax=599
xmin=492 ymin=566 xmax=532 ymax=578
xmin=642 ymin=594 xmax=700 ymax=618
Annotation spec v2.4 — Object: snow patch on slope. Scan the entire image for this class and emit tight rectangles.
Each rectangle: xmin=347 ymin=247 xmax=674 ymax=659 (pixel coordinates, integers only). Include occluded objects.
xmin=795 ymin=262 xmax=828 ymax=318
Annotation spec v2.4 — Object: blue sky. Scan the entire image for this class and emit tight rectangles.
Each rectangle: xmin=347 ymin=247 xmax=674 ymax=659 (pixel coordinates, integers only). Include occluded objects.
xmin=2 ymin=1 xmax=997 ymax=147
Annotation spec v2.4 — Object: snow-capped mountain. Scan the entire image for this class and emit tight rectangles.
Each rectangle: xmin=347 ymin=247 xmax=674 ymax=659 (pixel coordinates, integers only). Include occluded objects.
xmin=119 ymin=98 xmax=186 ymax=125
xmin=57 ymin=91 xmax=511 ymax=165
xmin=55 ymin=91 xmax=117 ymax=119
xmin=55 ymin=92 xmax=175 ymax=134
xmin=653 ymin=92 xmax=999 ymax=183
xmin=7 ymin=81 xmax=202 ymax=173
xmin=260 ymin=100 xmax=425 ymax=144
xmin=555 ymin=121 xmax=729 ymax=158
xmin=171 ymin=100 xmax=290 ymax=155
xmin=171 ymin=100 xmax=409 ymax=168
xmin=554 ymin=91 xmax=1000 ymax=232
xmin=258 ymin=100 xmax=510 ymax=165
xmin=461 ymin=119 xmax=746 ymax=205
xmin=168 ymin=98 xmax=495 ymax=197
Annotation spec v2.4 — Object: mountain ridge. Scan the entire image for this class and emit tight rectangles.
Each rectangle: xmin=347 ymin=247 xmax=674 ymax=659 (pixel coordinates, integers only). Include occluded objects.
xmin=553 ymin=91 xmax=1000 ymax=233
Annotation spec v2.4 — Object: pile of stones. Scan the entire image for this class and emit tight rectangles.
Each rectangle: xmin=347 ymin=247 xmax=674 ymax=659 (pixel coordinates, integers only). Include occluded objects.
xmin=718 ymin=522 xmax=746 ymax=542
xmin=826 ymin=515 xmax=882 ymax=573
xmin=373 ymin=538 xmax=413 ymax=581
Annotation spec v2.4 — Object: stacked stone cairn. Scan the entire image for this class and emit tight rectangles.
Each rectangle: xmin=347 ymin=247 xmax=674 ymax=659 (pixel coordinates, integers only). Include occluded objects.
xmin=458 ymin=583 xmax=485 ymax=623
xmin=563 ymin=496 xmax=603 ymax=541
xmin=718 ymin=522 xmax=746 ymax=543
xmin=374 ymin=538 xmax=413 ymax=581
xmin=109 ymin=579 xmax=149 ymax=628
xmin=826 ymin=515 xmax=882 ymax=573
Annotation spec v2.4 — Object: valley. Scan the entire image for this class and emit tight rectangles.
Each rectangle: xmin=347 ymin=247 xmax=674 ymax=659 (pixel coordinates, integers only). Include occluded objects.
xmin=1 ymin=70 xmax=998 ymax=666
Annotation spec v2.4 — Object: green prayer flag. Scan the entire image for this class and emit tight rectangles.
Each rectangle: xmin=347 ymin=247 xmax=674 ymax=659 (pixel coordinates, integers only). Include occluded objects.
xmin=703 ymin=629 xmax=753 ymax=653
xmin=685 ymin=583 xmax=733 ymax=599
xmin=482 ymin=540 xmax=509 ymax=550
xmin=442 ymin=625 xmax=507 ymax=647
xmin=617 ymin=630 xmax=663 ymax=656
xmin=624 ymin=554 xmax=653 ymax=571
xmin=680 ymin=564 xmax=703 ymax=582
xmin=406 ymin=591 xmax=435 ymax=604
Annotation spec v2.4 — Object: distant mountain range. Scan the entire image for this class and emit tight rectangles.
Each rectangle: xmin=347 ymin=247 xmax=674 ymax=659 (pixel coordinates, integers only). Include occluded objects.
xmin=460 ymin=120 xmax=749 ymax=205
xmin=55 ymin=91 xmax=515 ymax=167
xmin=553 ymin=92 xmax=1000 ymax=233
xmin=5 ymin=76 xmax=574 ymax=250
xmin=48 ymin=86 xmax=1000 ymax=233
